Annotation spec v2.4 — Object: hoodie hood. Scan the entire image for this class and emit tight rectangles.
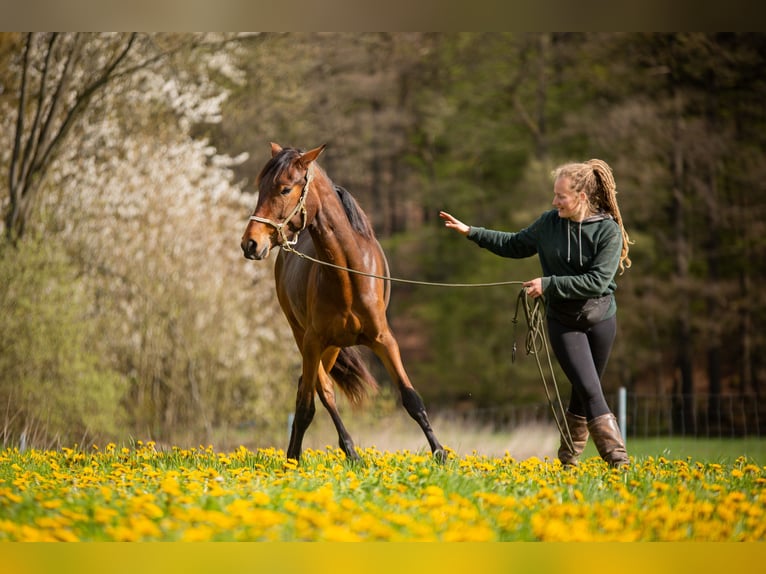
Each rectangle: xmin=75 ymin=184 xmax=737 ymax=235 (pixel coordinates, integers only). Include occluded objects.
xmin=567 ymin=212 xmax=614 ymax=266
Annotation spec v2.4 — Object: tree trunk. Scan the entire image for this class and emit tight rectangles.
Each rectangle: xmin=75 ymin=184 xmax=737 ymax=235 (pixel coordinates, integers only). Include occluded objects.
xmin=534 ymin=33 xmax=550 ymax=161
xmin=670 ymin=87 xmax=696 ymax=435
xmin=702 ymin=81 xmax=723 ymax=435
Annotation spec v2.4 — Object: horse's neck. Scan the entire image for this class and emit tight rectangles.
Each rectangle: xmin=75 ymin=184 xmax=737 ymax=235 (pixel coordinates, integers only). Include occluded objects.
xmin=307 ymin=180 xmax=389 ymax=304
xmin=308 ymin=183 xmax=367 ymax=266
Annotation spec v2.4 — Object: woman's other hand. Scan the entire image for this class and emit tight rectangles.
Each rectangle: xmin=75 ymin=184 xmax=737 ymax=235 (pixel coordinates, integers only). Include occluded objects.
xmin=523 ymin=278 xmax=544 ymax=298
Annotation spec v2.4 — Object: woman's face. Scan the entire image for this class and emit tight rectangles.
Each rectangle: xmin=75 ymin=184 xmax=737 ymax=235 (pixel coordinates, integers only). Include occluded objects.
xmin=552 ymin=177 xmax=586 ymax=221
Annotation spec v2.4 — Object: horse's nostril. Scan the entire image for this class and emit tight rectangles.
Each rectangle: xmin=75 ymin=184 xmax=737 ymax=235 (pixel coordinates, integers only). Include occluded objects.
xmin=241 ymin=238 xmax=256 ymax=258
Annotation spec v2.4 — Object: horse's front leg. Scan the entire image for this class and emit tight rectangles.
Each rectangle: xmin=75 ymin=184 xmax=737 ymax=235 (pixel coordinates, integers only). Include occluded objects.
xmin=371 ymin=330 xmax=446 ymax=462
xmin=286 ymin=373 xmax=315 ymax=462
xmin=286 ymin=345 xmax=321 ymax=461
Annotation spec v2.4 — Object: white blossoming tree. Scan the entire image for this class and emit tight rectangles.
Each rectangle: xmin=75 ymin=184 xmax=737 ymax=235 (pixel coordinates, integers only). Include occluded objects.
xmin=0 ymin=33 xmax=297 ymax=447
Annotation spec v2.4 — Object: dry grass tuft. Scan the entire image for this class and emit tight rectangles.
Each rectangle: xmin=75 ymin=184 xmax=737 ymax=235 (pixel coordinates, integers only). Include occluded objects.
xmin=301 ymin=410 xmax=559 ymax=460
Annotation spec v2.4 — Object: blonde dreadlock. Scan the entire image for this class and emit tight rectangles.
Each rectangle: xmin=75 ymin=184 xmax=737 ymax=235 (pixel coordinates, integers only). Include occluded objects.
xmin=552 ymin=159 xmax=633 ymax=274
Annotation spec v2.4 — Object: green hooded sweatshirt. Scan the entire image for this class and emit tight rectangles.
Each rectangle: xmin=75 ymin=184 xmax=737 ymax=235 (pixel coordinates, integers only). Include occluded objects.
xmin=466 ymin=209 xmax=622 ymax=322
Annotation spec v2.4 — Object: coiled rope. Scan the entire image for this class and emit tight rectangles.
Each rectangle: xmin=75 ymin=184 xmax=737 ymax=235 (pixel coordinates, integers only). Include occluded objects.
xmin=512 ymin=290 xmax=574 ymax=453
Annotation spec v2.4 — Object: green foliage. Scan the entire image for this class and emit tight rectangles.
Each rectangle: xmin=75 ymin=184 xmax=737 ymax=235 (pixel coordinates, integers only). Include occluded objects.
xmin=0 ymin=237 xmax=127 ymax=447
xmin=2 ymin=33 xmax=765 ymax=449
xmin=208 ymin=32 xmax=766 ymax=419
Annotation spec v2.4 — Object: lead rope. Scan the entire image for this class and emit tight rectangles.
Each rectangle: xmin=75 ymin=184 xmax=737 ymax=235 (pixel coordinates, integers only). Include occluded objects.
xmin=279 ymin=242 xmax=525 ymax=288
xmin=512 ymin=289 xmax=575 ymax=454
xmin=281 ymin=242 xmax=574 ymax=452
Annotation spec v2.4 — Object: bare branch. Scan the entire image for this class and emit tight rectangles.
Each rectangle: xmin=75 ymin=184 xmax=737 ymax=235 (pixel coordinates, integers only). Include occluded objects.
xmin=35 ymin=34 xmax=137 ymax=184
xmin=8 ymin=33 xmax=32 ymax=205
xmin=4 ymin=32 xmax=249 ymax=242
xmin=5 ymin=33 xmax=140 ymax=241
xmin=29 ymin=34 xmax=78 ymax=180
xmin=17 ymin=33 xmax=67 ymax=201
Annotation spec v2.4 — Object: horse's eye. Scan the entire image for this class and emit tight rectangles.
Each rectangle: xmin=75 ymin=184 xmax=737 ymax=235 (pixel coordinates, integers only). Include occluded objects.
xmin=280 ymin=186 xmax=292 ymax=195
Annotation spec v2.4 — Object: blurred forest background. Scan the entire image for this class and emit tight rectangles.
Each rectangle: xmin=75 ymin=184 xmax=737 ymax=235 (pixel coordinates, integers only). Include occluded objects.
xmin=1 ymin=32 xmax=764 ymax=450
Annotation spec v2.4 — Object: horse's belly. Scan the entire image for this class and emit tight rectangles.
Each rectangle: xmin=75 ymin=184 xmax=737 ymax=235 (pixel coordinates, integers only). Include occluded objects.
xmin=275 ymin=234 xmax=388 ymax=345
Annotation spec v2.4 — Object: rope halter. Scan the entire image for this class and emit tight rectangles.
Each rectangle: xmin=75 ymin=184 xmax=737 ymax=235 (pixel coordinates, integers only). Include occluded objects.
xmin=248 ymin=167 xmax=314 ymax=247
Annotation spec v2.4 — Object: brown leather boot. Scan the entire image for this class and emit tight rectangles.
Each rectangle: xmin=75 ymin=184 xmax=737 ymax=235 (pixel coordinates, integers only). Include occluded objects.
xmin=587 ymin=413 xmax=630 ymax=468
xmin=558 ymin=411 xmax=589 ymax=466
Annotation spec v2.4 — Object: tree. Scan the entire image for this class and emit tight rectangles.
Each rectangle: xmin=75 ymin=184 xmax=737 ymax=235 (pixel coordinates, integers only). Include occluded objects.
xmin=4 ymin=33 xmax=137 ymax=242
xmin=1 ymin=33 xmax=299 ymax=448
xmin=2 ymin=33 xmax=253 ymax=243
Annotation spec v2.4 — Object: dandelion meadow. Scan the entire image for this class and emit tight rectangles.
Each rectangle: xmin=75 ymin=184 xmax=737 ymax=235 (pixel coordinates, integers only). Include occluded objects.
xmin=1 ymin=441 xmax=764 ymax=543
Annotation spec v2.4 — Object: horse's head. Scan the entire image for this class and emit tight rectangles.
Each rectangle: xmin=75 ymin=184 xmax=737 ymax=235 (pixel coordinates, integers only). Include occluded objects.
xmin=241 ymin=142 xmax=326 ymax=260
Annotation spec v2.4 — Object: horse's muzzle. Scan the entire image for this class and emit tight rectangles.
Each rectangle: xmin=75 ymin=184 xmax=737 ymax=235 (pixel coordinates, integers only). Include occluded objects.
xmin=241 ymin=238 xmax=269 ymax=260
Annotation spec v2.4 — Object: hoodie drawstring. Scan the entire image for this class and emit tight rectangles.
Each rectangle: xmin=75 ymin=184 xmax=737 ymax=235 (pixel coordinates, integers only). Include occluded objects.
xmin=566 ymin=220 xmax=584 ymax=267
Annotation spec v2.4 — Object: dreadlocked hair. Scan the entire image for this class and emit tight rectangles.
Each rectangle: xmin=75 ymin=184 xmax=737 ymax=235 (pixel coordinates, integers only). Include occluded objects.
xmin=552 ymin=159 xmax=633 ymax=274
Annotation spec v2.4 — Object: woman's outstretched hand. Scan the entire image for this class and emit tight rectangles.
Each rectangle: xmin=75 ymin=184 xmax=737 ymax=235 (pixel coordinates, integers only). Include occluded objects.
xmin=439 ymin=211 xmax=470 ymax=236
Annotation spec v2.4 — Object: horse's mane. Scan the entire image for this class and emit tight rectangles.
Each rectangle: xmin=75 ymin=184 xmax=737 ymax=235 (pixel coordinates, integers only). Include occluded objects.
xmin=333 ymin=185 xmax=374 ymax=240
xmin=257 ymin=148 xmax=300 ymax=187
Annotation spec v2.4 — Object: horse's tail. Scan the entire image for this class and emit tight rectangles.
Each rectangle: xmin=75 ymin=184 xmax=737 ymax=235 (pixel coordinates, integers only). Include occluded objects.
xmin=330 ymin=347 xmax=379 ymax=407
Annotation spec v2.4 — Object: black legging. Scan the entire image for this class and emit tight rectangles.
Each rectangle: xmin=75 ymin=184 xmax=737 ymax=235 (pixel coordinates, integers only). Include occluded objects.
xmin=546 ymin=314 xmax=617 ymax=421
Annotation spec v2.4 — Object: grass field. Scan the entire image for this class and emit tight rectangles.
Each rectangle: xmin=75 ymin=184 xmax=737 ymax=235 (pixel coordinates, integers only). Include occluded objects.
xmin=584 ymin=436 xmax=766 ymax=464
xmin=1 ymin=435 xmax=764 ymax=542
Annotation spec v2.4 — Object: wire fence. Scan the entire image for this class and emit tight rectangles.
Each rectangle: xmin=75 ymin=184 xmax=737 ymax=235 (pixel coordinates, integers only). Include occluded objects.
xmin=616 ymin=392 xmax=762 ymax=439
xmin=437 ymin=392 xmax=765 ymax=439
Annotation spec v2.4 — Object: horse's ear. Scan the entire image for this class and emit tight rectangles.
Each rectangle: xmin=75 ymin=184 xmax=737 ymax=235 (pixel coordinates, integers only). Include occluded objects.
xmin=270 ymin=142 xmax=283 ymax=157
xmin=299 ymin=144 xmax=326 ymax=167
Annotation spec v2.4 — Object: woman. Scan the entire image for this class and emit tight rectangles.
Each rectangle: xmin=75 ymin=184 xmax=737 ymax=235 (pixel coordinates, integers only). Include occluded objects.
xmin=440 ymin=159 xmax=632 ymax=467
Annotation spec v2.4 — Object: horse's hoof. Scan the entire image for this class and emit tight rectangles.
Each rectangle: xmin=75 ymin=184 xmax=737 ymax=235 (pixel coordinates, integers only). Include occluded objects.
xmin=349 ymin=451 xmax=364 ymax=464
xmin=340 ymin=445 xmax=363 ymax=464
xmin=347 ymin=454 xmax=365 ymax=466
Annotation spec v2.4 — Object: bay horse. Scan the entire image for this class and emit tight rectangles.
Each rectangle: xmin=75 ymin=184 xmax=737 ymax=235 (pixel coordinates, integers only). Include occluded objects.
xmin=241 ymin=143 xmax=445 ymax=463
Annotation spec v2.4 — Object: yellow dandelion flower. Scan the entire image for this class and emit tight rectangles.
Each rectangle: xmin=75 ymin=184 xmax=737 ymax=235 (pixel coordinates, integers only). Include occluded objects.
xmin=159 ymin=476 xmax=182 ymax=497
xmin=35 ymin=516 xmax=65 ymax=529
xmin=423 ymin=485 xmax=444 ymax=497
xmin=182 ymin=525 xmax=214 ymax=542
xmin=321 ymin=524 xmax=362 ymax=542
xmin=128 ymin=515 xmax=161 ymax=539
xmin=442 ymin=524 xmax=495 ymax=542
xmin=105 ymin=525 xmax=139 ymax=542
xmin=52 ymin=528 xmax=79 ymax=542
xmin=94 ymin=507 xmax=119 ymax=524
xmin=0 ymin=488 xmax=22 ymax=505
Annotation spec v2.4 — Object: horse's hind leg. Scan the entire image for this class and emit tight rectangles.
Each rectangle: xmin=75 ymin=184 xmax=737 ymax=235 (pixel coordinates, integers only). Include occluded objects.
xmin=316 ymin=348 xmax=361 ymax=461
xmin=371 ymin=330 xmax=445 ymax=462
